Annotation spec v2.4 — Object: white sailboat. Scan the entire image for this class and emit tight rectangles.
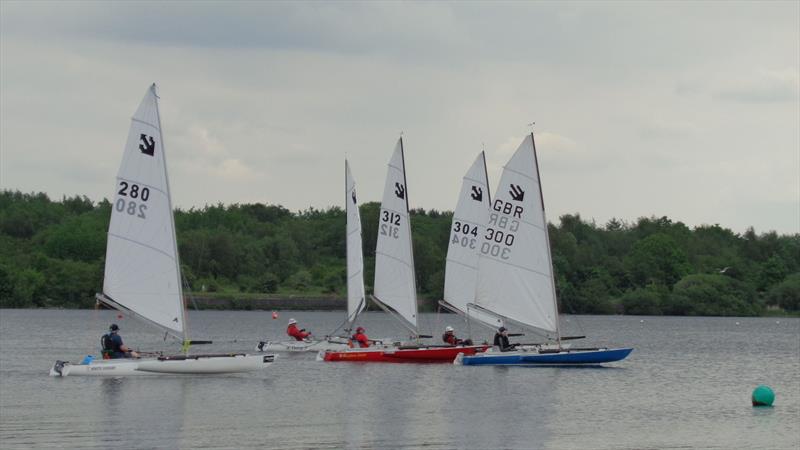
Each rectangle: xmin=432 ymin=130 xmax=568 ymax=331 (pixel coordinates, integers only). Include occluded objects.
xmin=441 ymin=152 xmax=504 ymax=330
xmin=256 ymin=160 xmax=365 ymax=352
xmin=322 ymin=138 xmax=489 ymax=362
xmin=456 ymin=133 xmax=632 ymax=366
xmin=51 ymin=84 xmax=275 ymax=376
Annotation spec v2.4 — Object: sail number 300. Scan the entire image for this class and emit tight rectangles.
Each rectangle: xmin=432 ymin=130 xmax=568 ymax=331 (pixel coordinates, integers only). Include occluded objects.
xmin=116 ymin=181 xmax=149 ymax=219
xmin=380 ymin=210 xmax=401 ymax=239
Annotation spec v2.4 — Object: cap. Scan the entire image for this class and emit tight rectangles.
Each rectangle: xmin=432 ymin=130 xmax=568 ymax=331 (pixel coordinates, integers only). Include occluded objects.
xmin=498 ymin=326 xmax=506 ymax=332
xmin=109 ymin=324 xmax=120 ymax=331
xmin=445 ymin=326 xmax=454 ymax=332
xmin=288 ymin=318 xmax=297 ymax=325
xmin=356 ymin=326 xmax=365 ymax=332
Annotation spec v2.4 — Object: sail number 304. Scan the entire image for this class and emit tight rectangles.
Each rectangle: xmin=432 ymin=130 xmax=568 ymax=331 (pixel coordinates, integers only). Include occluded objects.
xmin=451 ymin=221 xmax=478 ymax=249
xmin=116 ymin=181 xmax=149 ymax=219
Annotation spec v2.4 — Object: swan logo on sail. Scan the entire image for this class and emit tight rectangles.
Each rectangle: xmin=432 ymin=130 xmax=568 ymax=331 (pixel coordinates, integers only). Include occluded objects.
xmin=139 ymin=134 xmax=155 ymax=156
xmin=470 ymin=186 xmax=483 ymax=202
xmin=394 ymin=183 xmax=405 ymax=199
xmin=509 ymin=184 xmax=525 ymax=202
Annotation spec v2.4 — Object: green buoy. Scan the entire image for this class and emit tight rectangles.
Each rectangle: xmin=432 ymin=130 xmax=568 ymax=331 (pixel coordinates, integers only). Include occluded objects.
xmin=752 ymin=385 xmax=775 ymax=407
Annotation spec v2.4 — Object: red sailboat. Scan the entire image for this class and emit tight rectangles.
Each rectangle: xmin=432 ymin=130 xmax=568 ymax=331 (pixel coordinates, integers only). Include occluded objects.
xmin=321 ymin=138 xmax=489 ymax=363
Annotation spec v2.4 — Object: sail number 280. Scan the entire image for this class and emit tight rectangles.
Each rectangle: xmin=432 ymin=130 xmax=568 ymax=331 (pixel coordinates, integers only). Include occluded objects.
xmin=380 ymin=210 xmax=401 ymax=239
xmin=115 ymin=181 xmax=149 ymax=219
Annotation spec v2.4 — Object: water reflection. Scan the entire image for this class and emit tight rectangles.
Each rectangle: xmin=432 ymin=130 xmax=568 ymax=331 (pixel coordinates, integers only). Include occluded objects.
xmin=98 ymin=377 xmax=187 ymax=449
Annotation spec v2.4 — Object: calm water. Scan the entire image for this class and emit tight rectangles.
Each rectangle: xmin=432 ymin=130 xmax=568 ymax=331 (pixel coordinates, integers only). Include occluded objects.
xmin=1 ymin=309 xmax=798 ymax=449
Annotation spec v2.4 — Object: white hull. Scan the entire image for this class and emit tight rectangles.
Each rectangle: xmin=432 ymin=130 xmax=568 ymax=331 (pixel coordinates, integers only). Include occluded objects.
xmin=50 ymin=354 xmax=275 ymax=377
xmin=256 ymin=338 xmax=350 ymax=353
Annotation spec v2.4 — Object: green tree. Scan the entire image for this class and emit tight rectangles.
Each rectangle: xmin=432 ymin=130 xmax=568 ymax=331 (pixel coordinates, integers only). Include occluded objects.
xmin=766 ymin=273 xmax=800 ymax=311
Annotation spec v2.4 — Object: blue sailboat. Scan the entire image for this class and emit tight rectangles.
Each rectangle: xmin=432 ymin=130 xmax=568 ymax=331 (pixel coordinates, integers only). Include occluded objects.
xmin=456 ymin=133 xmax=633 ymax=366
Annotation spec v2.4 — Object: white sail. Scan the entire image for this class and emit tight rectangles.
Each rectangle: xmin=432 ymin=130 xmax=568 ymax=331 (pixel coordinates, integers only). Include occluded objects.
xmin=373 ymin=139 xmax=418 ymax=331
xmin=102 ymin=84 xmax=186 ymax=338
xmin=474 ymin=134 xmax=558 ymax=334
xmin=443 ymin=152 xmax=503 ymax=328
xmin=345 ymin=160 xmax=366 ymax=324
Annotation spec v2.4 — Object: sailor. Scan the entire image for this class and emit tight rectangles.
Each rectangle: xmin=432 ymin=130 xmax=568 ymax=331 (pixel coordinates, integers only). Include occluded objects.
xmin=493 ymin=326 xmax=515 ymax=352
xmin=442 ymin=326 xmax=473 ymax=346
xmin=101 ymin=324 xmax=140 ymax=359
xmin=351 ymin=326 xmax=370 ymax=348
xmin=286 ymin=318 xmax=312 ymax=341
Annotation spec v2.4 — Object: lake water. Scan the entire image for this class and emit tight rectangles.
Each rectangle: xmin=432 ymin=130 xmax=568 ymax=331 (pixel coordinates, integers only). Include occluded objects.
xmin=1 ymin=309 xmax=798 ymax=449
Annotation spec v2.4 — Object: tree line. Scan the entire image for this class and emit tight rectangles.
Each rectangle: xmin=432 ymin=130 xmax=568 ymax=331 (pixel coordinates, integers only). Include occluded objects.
xmin=0 ymin=190 xmax=798 ymax=315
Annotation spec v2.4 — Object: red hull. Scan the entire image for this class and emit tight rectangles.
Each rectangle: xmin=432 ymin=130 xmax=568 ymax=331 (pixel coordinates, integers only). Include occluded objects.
xmin=322 ymin=345 xmax=490 ymax=363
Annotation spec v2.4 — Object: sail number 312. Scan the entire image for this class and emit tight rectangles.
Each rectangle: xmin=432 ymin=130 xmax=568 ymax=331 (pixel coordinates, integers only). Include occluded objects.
xmin=380 ymin=210 xmax=401 ymax=239
xmin=116 ymin=181 xmax=149 ymax=219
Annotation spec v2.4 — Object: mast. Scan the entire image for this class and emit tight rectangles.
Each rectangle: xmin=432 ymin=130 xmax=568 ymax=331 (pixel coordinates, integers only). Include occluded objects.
xmin=530 ymin=131 xmax=561 ymax=345
xmin=153 ymin=83 xmax=189 ymax=345
xmin=399 ymin=137 xmax=420 ymax=338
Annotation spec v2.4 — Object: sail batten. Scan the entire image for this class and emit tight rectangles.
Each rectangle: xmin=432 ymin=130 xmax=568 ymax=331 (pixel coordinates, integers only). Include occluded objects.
xmin=473 ymin=135 xmax=558 ymax=334
xmin=102 ymin=85 xmax=185 ymax=337
xmin=373 ymin=139 xmax=418 ymax=331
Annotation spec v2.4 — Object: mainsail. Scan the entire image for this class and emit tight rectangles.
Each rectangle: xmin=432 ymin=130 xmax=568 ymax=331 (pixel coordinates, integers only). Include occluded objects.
xmin=473 ymin=134 xmax=559 ymax=335
xmin=373 ymin=138 xmax=418 ymax=332
xmin=101 ymin=84 xmax=186 ymax=339
xmin=443 ymin=152 xmax=503 ymax=328
xmin=345 ymin=160 xmax=366 ymax=325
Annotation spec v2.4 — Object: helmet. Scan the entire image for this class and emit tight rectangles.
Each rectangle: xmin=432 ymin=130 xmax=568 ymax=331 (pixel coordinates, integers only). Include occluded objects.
xmin=288 ymin=318 xmax=297 ymax=325
xmin=356 ymin=326 xmax=365 ymax=332
xmin=109 ymin=324 xmax=120 ymax=331
xmin=445 ymin=326 xmax=454 ymax=332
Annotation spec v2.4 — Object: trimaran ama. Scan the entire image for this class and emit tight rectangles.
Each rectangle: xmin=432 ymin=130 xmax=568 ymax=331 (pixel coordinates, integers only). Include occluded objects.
xmin=456 ymin=133 xmax=633 ymax=366
xmin=51 ymin=84 xmax=275 ymax=376
xmin=322 ymin=138 xmax=490 ymax=362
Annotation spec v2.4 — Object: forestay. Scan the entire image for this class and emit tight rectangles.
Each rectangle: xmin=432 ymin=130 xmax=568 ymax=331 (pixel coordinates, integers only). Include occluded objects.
xmin=102 ymin=84 xmax=186 ymax=338
xmin=345 ymin=160 xmax=366 ymax=324
xmin=443 ymin=152 xmax=503 ymax=328
xmin=474 ymin=134 xmax=558 ymax=335
xmin=373 ymin=139 xmax=418 ymax=331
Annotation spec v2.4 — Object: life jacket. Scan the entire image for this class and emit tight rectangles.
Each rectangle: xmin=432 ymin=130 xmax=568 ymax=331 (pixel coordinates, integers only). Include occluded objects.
xmin=442 ymin=333 xmax=457 ymax=345
xmin=101 ymin=333 xmax=118 ymax=359
xmin=351 ymin=332 xmax=369 ymax=348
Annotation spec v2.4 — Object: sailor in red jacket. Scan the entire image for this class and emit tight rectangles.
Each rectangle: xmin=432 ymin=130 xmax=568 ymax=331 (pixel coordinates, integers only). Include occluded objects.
xmin=442 ymin=326 xmax=473 ymax=346
xmin=286 ymin=318 xmax=311 ymax=341
xmin=351 ymin=326 xmax=370 ymax=348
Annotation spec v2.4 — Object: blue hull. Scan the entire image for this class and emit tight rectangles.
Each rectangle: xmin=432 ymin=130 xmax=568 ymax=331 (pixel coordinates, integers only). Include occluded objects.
xmin=459 ymin=347 xmax=633 ymax=366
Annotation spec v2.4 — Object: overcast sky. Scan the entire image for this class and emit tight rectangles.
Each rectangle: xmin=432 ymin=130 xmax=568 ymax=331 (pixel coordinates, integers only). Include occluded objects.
xmin=1 ymin=1 xmax=798 ymax=234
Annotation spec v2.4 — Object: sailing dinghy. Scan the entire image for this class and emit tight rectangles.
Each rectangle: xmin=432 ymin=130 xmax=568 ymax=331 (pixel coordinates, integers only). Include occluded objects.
xmin=455 ymin=133 xmax=632 ymax=366
xmin=321 ymin=139 xmax=489 ymax=362
xmin=255 ymin=161 xmax=365 ymax=353
xmin=50 ymin=84 xmax=275 ymax=376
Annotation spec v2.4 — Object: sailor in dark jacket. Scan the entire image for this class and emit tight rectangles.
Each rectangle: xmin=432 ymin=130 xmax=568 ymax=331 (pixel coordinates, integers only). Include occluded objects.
xmin=493 ymin=326 xmax=516 ymax=352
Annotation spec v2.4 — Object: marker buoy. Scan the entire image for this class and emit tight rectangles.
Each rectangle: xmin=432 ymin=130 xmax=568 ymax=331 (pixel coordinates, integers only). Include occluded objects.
xmin=272 ymin=311 xmax=278 ymax=320
xmin=752 ymin=385 xmax=775 ymax=407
